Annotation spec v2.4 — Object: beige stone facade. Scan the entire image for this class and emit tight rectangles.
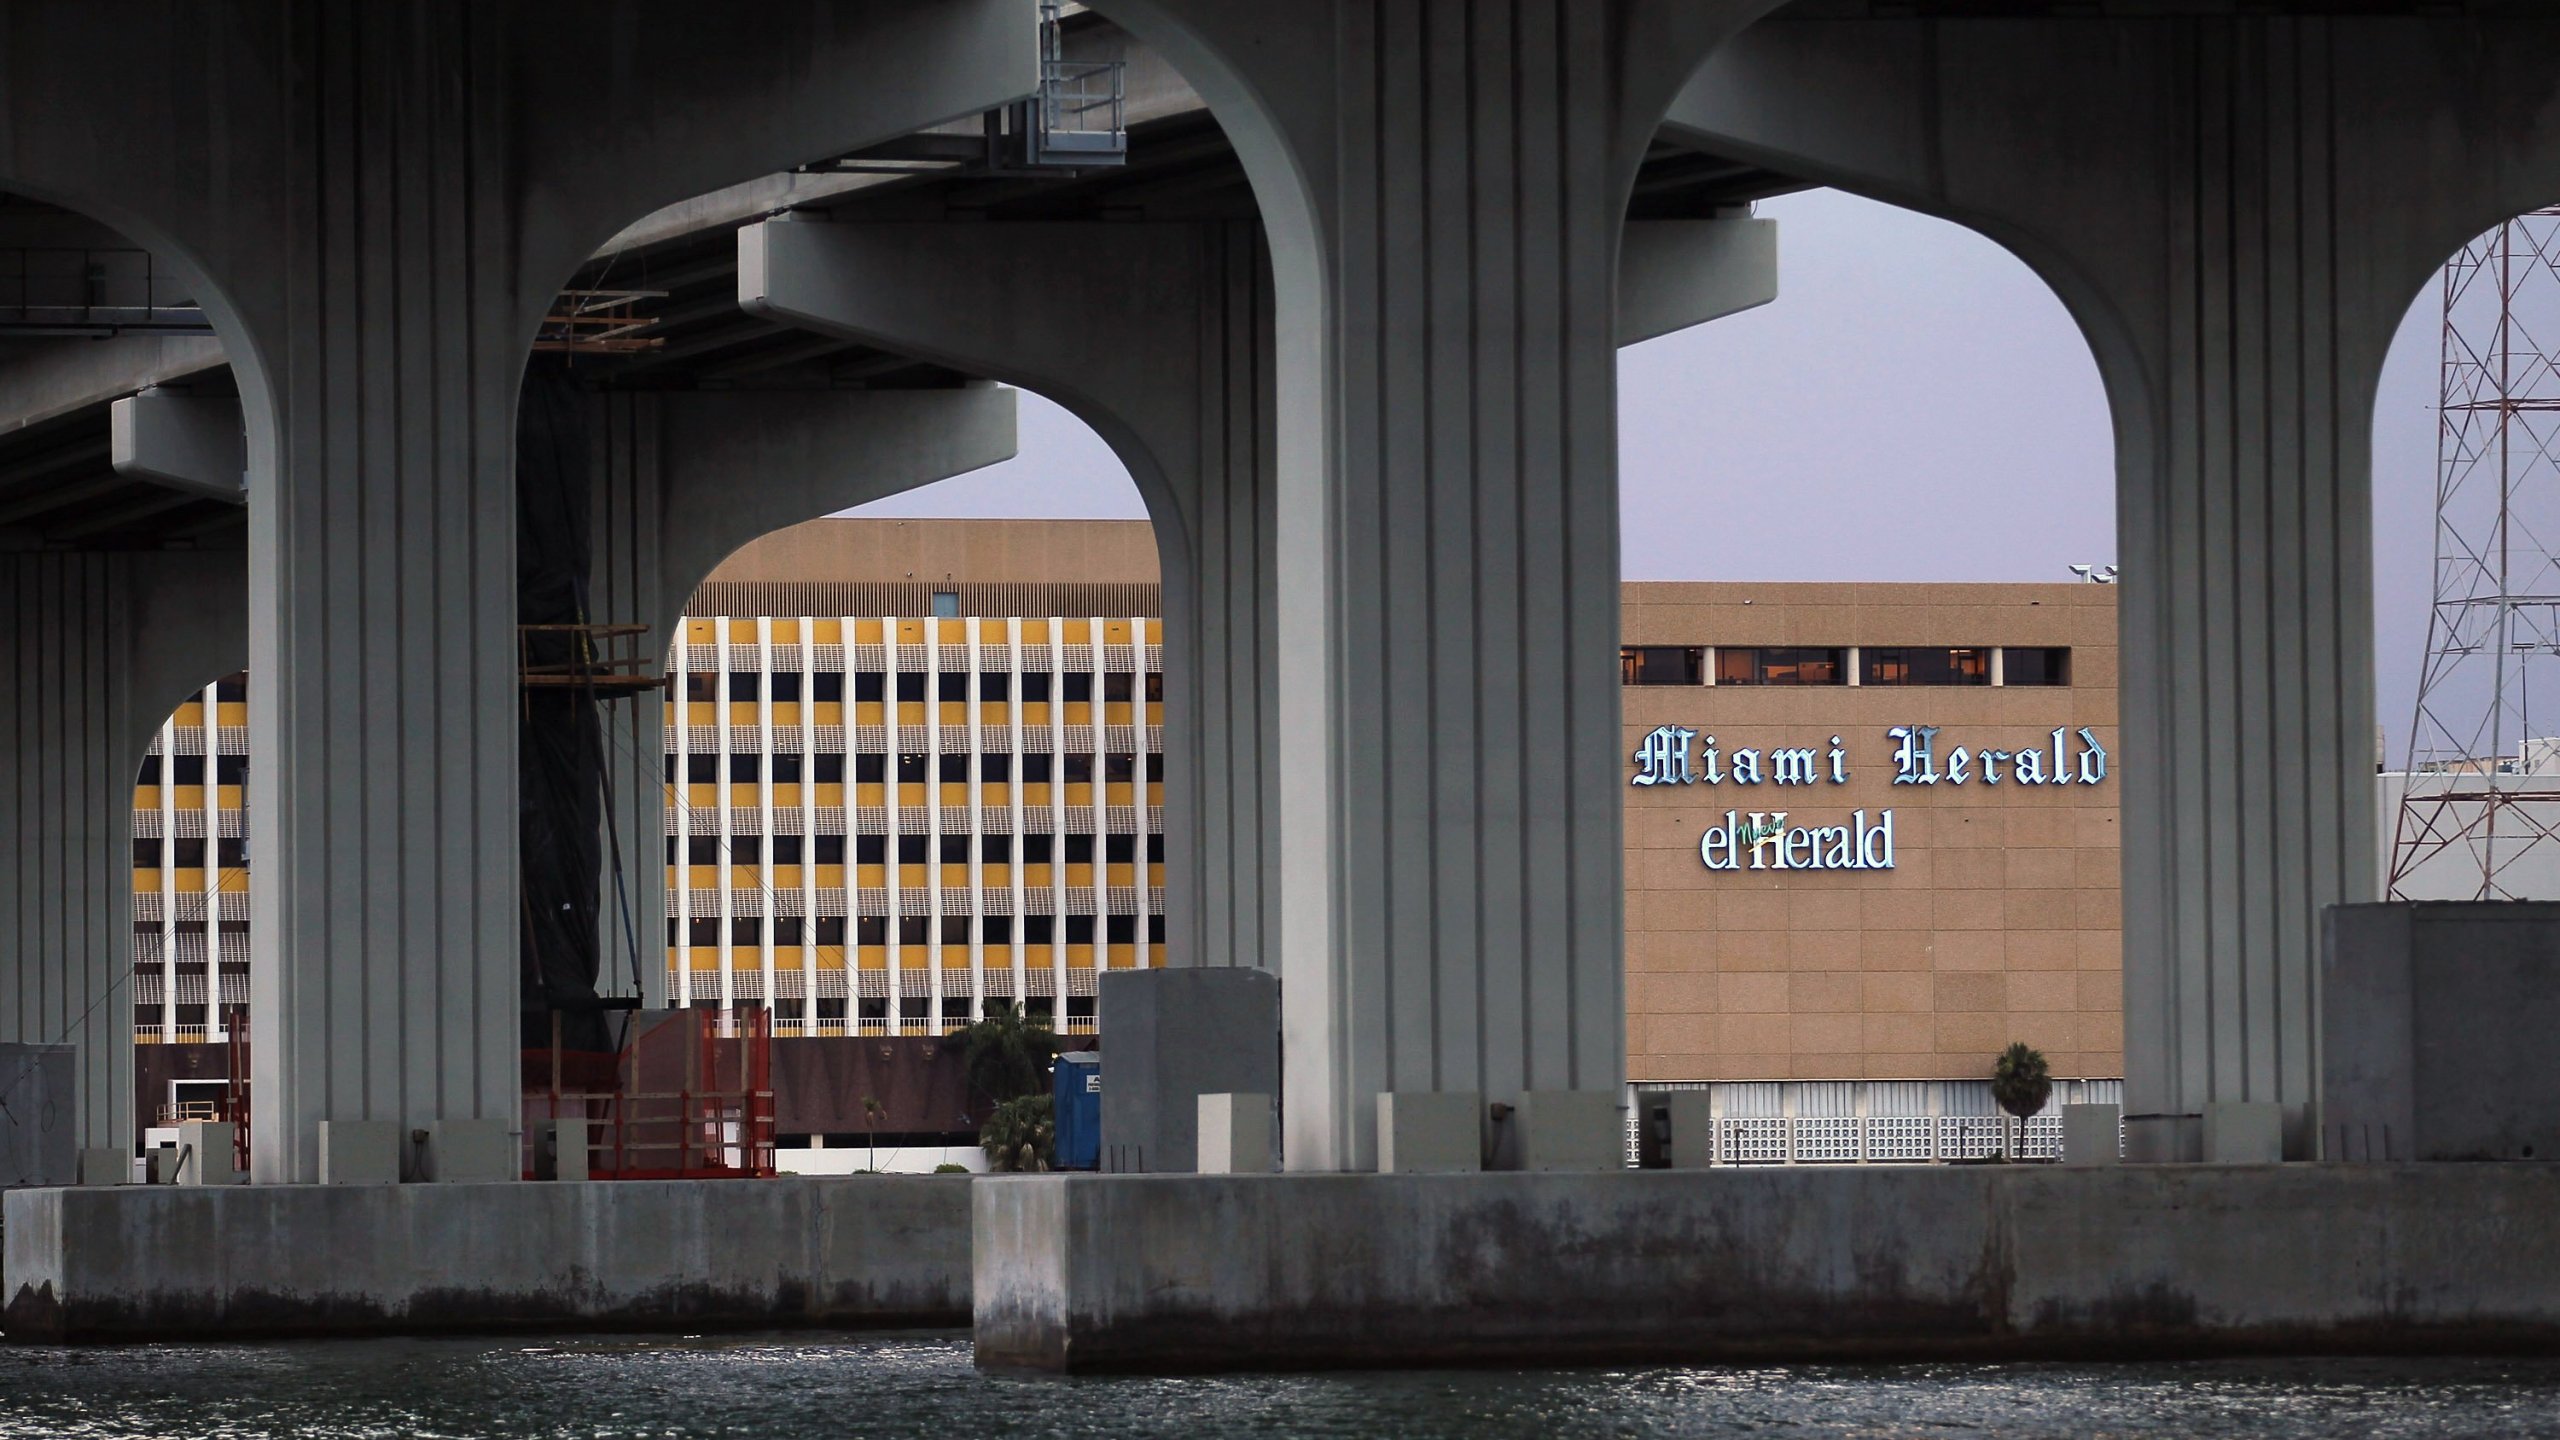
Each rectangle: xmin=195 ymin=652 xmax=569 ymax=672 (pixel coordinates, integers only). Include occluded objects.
xmin=1622 ymin=582 xmax=2122 ymax=1085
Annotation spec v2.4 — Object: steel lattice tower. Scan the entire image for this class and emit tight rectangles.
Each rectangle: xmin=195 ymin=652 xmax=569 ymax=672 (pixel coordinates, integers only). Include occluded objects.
xmin=2390 ymin=207 xmax=2560 ymax=899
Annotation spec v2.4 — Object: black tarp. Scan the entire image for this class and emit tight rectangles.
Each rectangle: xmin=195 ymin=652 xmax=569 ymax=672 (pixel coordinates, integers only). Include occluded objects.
xmin=516 ymin=364 xmax=611 ymax=1051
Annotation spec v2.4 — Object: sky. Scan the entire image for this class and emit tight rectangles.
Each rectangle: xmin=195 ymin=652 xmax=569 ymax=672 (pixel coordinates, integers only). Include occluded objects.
xmin=849 ymin=187 xmax=2450 ymax=757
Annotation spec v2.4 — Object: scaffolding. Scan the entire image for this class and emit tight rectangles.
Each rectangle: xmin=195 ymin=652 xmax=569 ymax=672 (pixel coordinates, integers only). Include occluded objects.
xmin=2390 ymin=207 xmax=2560 ymax=899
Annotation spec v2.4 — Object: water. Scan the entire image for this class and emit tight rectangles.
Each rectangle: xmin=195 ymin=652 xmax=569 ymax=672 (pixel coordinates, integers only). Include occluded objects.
xmin=5 ymin=1334 xmax=2560 ymax=1438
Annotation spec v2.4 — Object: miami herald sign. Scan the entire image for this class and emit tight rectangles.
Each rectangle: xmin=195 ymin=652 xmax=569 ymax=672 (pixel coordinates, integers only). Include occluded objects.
xmin=1630 ymin=724 xmax=2110 ymax=873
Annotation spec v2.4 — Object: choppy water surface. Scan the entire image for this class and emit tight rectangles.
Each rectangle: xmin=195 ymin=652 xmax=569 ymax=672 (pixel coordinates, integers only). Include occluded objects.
xmin=4 ymin=1334 xmax=2560 ymax=1438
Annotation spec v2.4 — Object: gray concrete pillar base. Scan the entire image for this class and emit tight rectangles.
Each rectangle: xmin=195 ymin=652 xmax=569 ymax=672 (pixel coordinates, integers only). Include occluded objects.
xmin=1377 ymin=1093 xmax=1481 ymax=1175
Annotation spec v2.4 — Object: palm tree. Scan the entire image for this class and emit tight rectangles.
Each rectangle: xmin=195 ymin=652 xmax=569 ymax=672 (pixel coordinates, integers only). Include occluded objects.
xmin=981 ymin=1094 xmax=1055 ymax=1173
xmin=861 ymin=1093 xmax=885 ymax=1173
xmin=1990 ymin=1042 xmax=2054 ymax=1160
xmin=959 ymin=1002 xmax=1055 ymax=1108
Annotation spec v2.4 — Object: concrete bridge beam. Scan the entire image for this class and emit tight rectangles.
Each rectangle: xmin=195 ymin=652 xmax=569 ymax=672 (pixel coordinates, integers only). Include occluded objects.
xmin=741 ymin=216 xmax=1283 ymax=984
xmin=584 ymin=387 xmax=1019 ymax=1012
xmin=108 ymin=392 xmax=245 ymax=504
xmin=0 ymin=550 xmax=245 ymax=1157
xmin=1664 ymin=12 xmax=2560 ymax=1157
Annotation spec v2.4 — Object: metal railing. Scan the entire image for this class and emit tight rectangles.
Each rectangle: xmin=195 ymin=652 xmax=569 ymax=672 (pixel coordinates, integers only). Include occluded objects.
xmin=0 ymin=246 xmax=209 ymax=334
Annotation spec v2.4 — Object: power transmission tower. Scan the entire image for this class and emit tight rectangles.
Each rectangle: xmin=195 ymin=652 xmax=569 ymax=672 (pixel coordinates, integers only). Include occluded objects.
xmin=2390 ymin=206 xmax=2560 ymax=899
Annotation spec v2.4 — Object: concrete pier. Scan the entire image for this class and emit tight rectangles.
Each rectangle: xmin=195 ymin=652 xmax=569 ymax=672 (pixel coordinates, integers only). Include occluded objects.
xmin=4 ymin=1176 xmax=970 ymax=1343
xmin=974 ymin=1167 xmax=2560 ymax=1372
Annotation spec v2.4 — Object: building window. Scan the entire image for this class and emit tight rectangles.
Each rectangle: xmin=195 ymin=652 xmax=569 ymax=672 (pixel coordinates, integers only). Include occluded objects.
xmin=1106 ymin=915 xmax=1136 ymax=945
xmin=769 ymin=672 xmax=802 ymax=703
xmin=938 ymin=835 xmax=969 ymax=864
xmin=1063 ymin=754 xmax=1093 ymax=784
xmin=897 ymin=835 xmax=928 ymax=865
xmin=1148 ymin=914 xmax=1166 ymax=945
xmin=729 ymin=754 xmax=759 ymax=784
xmin=1619 ymin=646 xmax=1704 ymax=686
xmin=1021 ymin=833 xmax=1054 ymax=865
xmin=816 ymin=997 xmax=847 ymax=1021
xmin=136 ymin=755 xmax=160 ymax=785
xmin=930 ymin=591 xmax=960 ymax=618
xmin=170 ymin=756 xmax=206 ymax=786
xmin=1147 ymin=834 xmax=1164 ymax=864
xmin=132 ymin=838 xmax=158 ymax=866
xmin=215 ymin=755 xmax=248 ymax=784
xmin=938 ymin=754 xmax=968 ymax=783
xmin=1104 ymin=672 xmax=1133 ymax=703
xmin=775 ymin=916 xmax=804 ymax=945
xmin=813 ymin=672 xmax=844 ymax=703
xmin=1025 ymin=915 xmax=1055 ymax=945
xmin=896 ymin=672 xmax=926 ymax=702
xmin=1066 ymin=915 xmax=1096 ymax=944
xmin=1066 ymin=995 xmax=1095 ymax=1022
xmin=983 ymin=915 xmax=1013 ymax=944
xmin=850 ymin=916 xmax=880 ymax=946
xmin=938 ymin=672 xmax=967 ymax=702
xmin=853 ymin=835 xmax=882 ymax=865
xmin=981 ymin=672 xmax=1010 ymax=702
xmin=216 ymin=838 xmax=248 ymax=870
xmin=2002 ymin=647 xmax=2072 ymax=686
xmin=729 ymin=672 xmax=760 ymax=702
xmin=1063 ymin=672 xmax=1093 ymax=703
xmin=809 ymin=835 xmax=843 ymax=865
xmin=853 ymin=672 xmax=883 ymax=702
xmin=687 ymin=917 xmax=719 ymax=947
xmin=939 ymin=915 xmax=970 ymax=945
xmin=897 ymin=916 xmax=930 ymax=946
xmin=1021 ymin=754 xmax=1053 ymax=784
xmin=665 ymin=917 xmax=678 ymax=947
xmin=1145 ymin=671 xmax=1163 ymax=703
xmin=215 ymin=676 xmax=246 ymax=703
xmin=687 ymin=755 xmax=717 ymax=784
xmin=772 ymin=754 xmax=803 ymax=784
xmin=1021 ymin=672 xmax=1052 ymax=703
xmin=772 ymin=835 xmax=803 ymax=865
xmin=684 ymin=674 xmax=716 ymax=703
xmin=896 ymin=752 xmax=927 ymax=783
xmin=1860 ymin=647 xmax=1990 ymax=687
xmin=729 ymin=835 xmax=762 ymax=864
xmin=172 ymin=838 xmax=206 ymax=868
xmin=1065 ymin=834 xmax=1095 ymax=864
xmin=1105 ymin=834 xmax=1135 ymax=864
xmin=687 ymin=837 xmax=718 ymax=865
xmin=982 ymin=754 xmax=1012 ymax=783
xmin=981 ymin=834 xmax=1012 ymax=863
xmin=1105 ymin=752 xmax=1136 ymax=782
xmin=731 ymin=917 xmax=762 ymax=945
xmin=1714 ymin=647 xmax=1845 ymax=686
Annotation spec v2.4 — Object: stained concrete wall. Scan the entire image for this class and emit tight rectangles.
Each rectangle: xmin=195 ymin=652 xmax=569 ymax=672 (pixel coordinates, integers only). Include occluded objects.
xmin=5 ymin=1175 xmax=970 ymax=1343
xmin=975 ymin=1167 xmax=2560 ymax=1371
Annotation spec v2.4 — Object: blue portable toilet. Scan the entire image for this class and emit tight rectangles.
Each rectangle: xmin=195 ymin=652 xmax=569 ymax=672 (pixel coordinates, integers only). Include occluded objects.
xmin=1052 ymin=1051 xmax=1102 ymax=1170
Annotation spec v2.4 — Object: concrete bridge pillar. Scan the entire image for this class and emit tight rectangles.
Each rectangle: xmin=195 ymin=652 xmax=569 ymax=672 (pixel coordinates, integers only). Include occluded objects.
xmin=0 ymin=551 xmax=245 ymax=1157
xmin=1666 ymin=12 xmax=2560 ymax=1157
xmin=1058 ymin=0 xmax=1775 ymax=1169
xmin=585 ymin=388 xmax=1019 ymax=1013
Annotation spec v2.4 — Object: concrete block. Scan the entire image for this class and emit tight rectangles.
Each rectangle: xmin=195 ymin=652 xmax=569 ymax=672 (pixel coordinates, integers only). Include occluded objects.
xmin=6 ymin=1174 xmax=974 ymax=1342
xmin=972 ymin=1166 xmax=2560 ymax=1373
xmin=2203 ymin=1101 xmax=2284 ymax=1165
xmin=1376 ymin=1091 xmax=1480 ymax=1174
xmin=2062 ymin=1104 xmax=2121 ymax=1167
xmin=1515 ymin=1091 xmax=1623 ymax=1172
xmin=172 ymin=1122 xmax=243 ymax=1185
xmin=75 ymin=1148 xmax=126 ymax=1186
xmin=1667 ymin=1092 xmax=1715 ymax=1169
xmin=535 ymin=1119 xmax=590 ymax=1182
xmin=1196 ymin=1093 xmax=1272 ymax=1174
xmin=317 ymin=1120 xmax=400 ymax=1185
xmin=421 ymin=1119 xmax=516 ymax=1183
xmin=1098 ymin=968 xmax=1279 ymax=1173
xmin=142 ymin=1148 xmax=179 ymax=1185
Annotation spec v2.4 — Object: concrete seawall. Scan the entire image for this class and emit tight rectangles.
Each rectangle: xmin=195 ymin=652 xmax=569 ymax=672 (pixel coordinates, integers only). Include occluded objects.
xmin=974 ymin=1166 xmax=2560 ymax=1372
xmin=5 ymin=1176 xmax=971 ymax=1343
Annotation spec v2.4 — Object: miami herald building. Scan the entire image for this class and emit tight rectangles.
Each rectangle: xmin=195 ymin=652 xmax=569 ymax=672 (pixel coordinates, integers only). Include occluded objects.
xmin=131 ymin=520 xmax=2125 ymax=1161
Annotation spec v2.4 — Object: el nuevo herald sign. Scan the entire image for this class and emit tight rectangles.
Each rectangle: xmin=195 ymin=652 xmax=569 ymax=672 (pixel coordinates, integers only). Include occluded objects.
xmin=1630 ymin=724 xmax=2110 ymax=873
